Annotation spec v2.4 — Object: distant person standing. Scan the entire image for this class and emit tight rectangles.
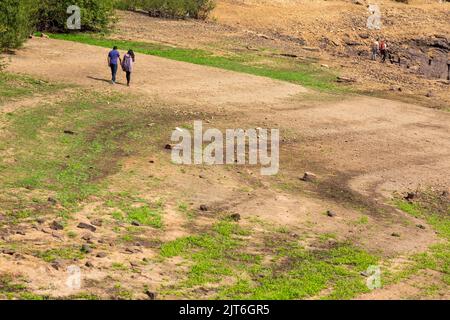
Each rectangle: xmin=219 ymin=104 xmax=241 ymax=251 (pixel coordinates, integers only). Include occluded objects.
xmin=121 ymin=50 xmax=135 ymax=87
xmin=379 ymin=40 xmax=387 ymax=63
xmin=371 ymin=38 xmax=379 ymax=60
xmin=107 ymin=46 xmax=121 ymax=84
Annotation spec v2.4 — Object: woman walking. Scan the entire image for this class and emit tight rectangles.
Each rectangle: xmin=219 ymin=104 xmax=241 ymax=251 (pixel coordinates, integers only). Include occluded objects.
xmin=122 ymin=50 xmax=135 ymax=86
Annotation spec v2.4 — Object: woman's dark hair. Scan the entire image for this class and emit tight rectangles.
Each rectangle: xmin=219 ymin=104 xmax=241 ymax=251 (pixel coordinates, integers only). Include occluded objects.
xmin=128 ymin=49 xmax=135 ymax=62
xmin=113 ymin=46 xmax=118 ymax=50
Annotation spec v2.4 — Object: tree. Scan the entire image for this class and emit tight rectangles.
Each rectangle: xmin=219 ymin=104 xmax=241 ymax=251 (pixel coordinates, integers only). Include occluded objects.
xmin=0 ymin=0 xmax=34 ymax=50
xmin=35 ymin=0 xmax=116 ymax=32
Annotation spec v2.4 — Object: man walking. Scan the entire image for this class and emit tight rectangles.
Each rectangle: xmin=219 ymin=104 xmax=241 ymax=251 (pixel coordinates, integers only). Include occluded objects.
xmin=107 ymin=46 xmax=121 ymax=84
xmin=371 ymin=38 xmax=379 ymax=61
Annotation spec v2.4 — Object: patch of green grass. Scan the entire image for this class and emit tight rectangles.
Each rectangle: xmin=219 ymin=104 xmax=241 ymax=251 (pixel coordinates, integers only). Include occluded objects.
xmin=354 ymin=216 xmax=369 ymax=225
xmin=68 ymin=292 xmax=99 ymax=300
xmin=177 ymin=201 xmax=196 ymax=220
xmin=393 ymin=197 xmax=450 ymax=240
xmin=0 ymin=275 xmax=27 ymax=296
xmin=19 ymin=292 xmax=48 ymax=300
xmin=125 ymin=205 xmax=163 ymax=228
xmin=389 ymin=195 xmax=450 ymax=289
xmin=318 ymin=233 xmax=337 ymax=242
xmin=218 ymin=241 xmax=377 ymax=300
xmin=160 ymin=219 xmax=378 ymax=299
xmin=38 ymin=247 xmax=85 ymax=263
xmin=67 ymin=231 xmax=77 ymax=238
xmin=0 ymin=90 xmax=130 ymax=212
xmin=0 ymin=72 xmax=65 ymax=104
xmin=113 ymin=283 xmax=133 ymax=300
xmin=0 ymin=87 xmax=177 ymax=224
xmin=0 ymin=274 xmax=51 ymax=300
xmin=111 ymin=262 xmax=128 ymax=271
xmin=106 ymin=194 xmax=164 ymax=228
xmin=48 ymin=33 xmax=344 ymax=92
xmin=394 ymin=199 xmax=422 ymax=218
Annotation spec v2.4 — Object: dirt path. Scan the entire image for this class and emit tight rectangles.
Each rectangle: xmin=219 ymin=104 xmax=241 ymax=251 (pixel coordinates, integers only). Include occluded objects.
xmin=3 ymin=37 xmax=450 ymax=299
xmin=7 ymin=38 xmax=448 ymax=197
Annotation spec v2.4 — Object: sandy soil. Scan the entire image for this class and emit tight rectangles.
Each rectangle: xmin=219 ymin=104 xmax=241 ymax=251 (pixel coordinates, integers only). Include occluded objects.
xmin=2 ymin=36 xmax=449 ymax=299
xmin=113 ymin=2 xmax=450 ymax=108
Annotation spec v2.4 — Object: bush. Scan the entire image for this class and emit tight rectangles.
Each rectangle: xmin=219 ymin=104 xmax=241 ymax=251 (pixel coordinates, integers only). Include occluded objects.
xmin=1 ymin=0 xmax=116 ymax=50
xmin=35 ymin=0 xmax=116 ymax=32
xmin=0 ymin=0 xmax=35 ymax=50
xmin=118 ymin=0 xmax=215 ymax=20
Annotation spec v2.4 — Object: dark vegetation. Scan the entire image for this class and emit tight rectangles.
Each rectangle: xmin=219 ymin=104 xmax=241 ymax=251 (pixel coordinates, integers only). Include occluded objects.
xmin=0 ymin=0 xmax=214 ymax=52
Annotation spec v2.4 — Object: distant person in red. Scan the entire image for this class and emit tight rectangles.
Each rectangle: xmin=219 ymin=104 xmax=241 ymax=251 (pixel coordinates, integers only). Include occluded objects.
xmin=121 ymin=50 xmax=135 ymax=87
xmin=108 ymin=46 xmax=121 ymax=84
xmin=379 ymin=40 xmax=388 ymax=63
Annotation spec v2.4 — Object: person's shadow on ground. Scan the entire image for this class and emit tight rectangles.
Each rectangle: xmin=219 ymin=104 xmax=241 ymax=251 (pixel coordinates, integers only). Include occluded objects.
xmin=87 ymin=76 xmax=125 ymax=86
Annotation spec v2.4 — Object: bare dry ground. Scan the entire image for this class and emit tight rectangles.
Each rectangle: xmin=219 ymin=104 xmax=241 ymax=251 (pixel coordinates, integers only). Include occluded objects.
xmin=114 ymin=1 xmax=450 ymax=109
xmin=0 ymin=3 xmax=449 ymax=300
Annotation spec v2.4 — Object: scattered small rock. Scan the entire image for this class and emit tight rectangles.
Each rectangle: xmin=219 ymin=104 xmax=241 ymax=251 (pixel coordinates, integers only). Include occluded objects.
xmin=81 ymin=233 xmax=92 ymax=241
xmin=327 ymin=210 xmax=336 ymax=217
xmin=336 ymin=76 xmax=356 ymax=83
xmin=36 ymin=218 xmax=45 ymax=224
xmin=145 ymin=290 xmax=157 ymax=300
xmin=81 ymin=244 xmax=92 ymax=254
xmin=352 ymin=0 xmax=365 ymax=6
xmin=51 ymin=259 xmax=63 ymax=270
xmin=50 ymin=221 xmax=64 ymax=231
xmin=425 ymin=91 xmax=434 ymax=97
xmin=391 ymin=232 xmax=401 ymax=237
xmin=125 ymin=247 xmax=142 ymax=254
xmin=130 ymin=261 xmax=139 ymax=267
xmin=63 ymin=130 xmax=76 ymax=135
xmin=300 ymin=172 xmax=317 ymax=182
xmin=416 ymin=224 xmax=426 ymax=229
xmin=149 ymin=160 xmax=155 ymax=164
xmin=85 ymin=261 xmax=94 ymax=268
xmin=90 ymin=219 xmax=103 ymax=227
xmin=404 ymin=192 xmax=416 ymax=201
xmin=389 ymin=85 xmax=402 ymax=92
xmin=302 ymin=46 xmax=320 ymax=52
xmin=52 ymin=231 xmax=63 ymax=239
xmin=13 ymin=253 xmax=25 ymax=260
xmin=360 ymin=271 xmax=369 ymax=277
xmin=229 ymin=213 xmax=241 ymax=222
xmin=280 ymin=53 xmax=298 ymax=58
xmin=164 ymin=144 xmax=173 ymax=150
xmin=15 ymin=230 xmax=26 ymax=236
xmin=96 ymin=252 xmax=107 ymax=258
xmin=1 ymin=249 xmax=15 ymax=255
xmin=47 ymin=197 xmax=57 ymax=205
xmin=199 ymin=174 xmax=206 ymax=179
xmin=131 ymin=221 xmax=141 ymax=226
xmin=199 ymin=204 xmax=208 ymax=211
xmin=41 ymin=227 xmax=51 ymax=234
xmin=77 ymin=222 xmax=96 ymax=232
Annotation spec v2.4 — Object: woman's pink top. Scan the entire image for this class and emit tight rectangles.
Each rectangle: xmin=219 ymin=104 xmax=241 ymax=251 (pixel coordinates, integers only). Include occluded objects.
xmin=122 ymin=54 xmax=134 ymax=72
